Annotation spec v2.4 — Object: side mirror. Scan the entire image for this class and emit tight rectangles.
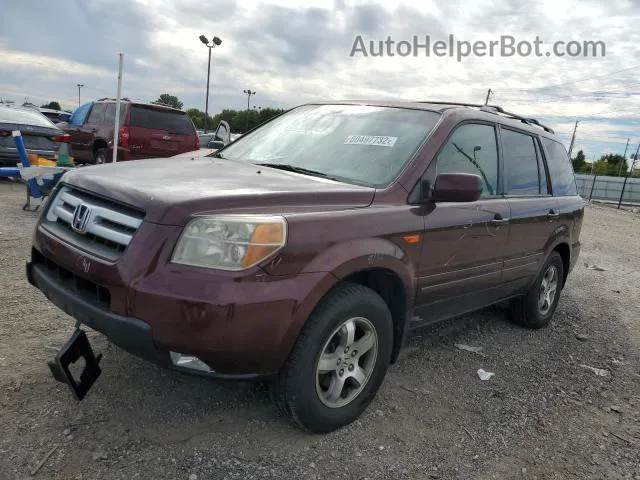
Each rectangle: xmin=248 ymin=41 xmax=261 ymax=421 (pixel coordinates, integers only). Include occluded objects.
xmin=207 ymin=140 xmax=226 ymax=150
xmin=432 ymin=173 xmax=483 ymax=202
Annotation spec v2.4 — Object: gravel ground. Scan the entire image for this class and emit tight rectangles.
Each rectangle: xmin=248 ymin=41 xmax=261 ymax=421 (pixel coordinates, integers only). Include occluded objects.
xmin=1 ymin=179 xmax=639 ymax=480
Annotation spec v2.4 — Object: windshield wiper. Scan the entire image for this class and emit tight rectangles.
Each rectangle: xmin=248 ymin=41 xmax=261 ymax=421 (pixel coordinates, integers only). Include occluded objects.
xmin=256 ymin=163 xmax=338 ymax=180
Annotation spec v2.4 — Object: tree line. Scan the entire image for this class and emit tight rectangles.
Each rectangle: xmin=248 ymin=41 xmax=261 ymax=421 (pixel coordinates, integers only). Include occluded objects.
xmin=571 ymin=150 xmax=640 ymax=177
xmin=152 ymin=93 xmax=286 ymax=133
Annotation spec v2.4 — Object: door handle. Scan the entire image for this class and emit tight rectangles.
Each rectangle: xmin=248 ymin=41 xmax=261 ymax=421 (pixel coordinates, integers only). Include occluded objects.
xmin=490 ymin=214 xmax=509 ymax=226
xmin=547 ymin=210 xmax=560 ymax=219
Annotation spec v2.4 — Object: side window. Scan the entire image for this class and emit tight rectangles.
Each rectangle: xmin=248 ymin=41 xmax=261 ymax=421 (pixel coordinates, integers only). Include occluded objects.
xmin=436 ymin=123 xmax=498 ymax=196
xmin=69 ymin=102 xmax=92 ymax=126
xmin=104 ymin=103 xmax=116 ymax=124
xmin=501 ymin=129 xmax=541 ymax=195
xmin=541 ymin=138 xmax=578 ymax=196
xmin=87 ymin=104 xmax=106 ymax=124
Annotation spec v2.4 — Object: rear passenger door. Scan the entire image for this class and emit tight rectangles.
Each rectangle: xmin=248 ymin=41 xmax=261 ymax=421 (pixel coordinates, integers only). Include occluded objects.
xmin=500 ymin=127 xmax=558 ymax=292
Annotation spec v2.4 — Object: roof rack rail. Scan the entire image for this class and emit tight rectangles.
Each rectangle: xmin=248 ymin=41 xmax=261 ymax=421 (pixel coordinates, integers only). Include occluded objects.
xmin=96 ymin=97 xmax=131 ymax=102
xmin=417 ymin=100 xmax=486 ymax=108
xmin=416 ymin=101 xmax=555 ymax=134
xmin=479 ymin=105 xmax=555 ymax=134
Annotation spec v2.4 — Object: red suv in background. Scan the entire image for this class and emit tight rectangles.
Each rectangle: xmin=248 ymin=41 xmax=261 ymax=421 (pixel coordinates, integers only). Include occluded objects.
xmin=62 ymin=99 xmax=199 ymax=164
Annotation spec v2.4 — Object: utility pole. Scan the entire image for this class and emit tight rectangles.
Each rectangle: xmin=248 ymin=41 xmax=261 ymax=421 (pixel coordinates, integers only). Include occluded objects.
xmin=76 ymin=84 xmax=84 ymax=106
xmin=617 ymin=138 xmax=630 ymax=176
xmin=243 ymin=89 xmax=255 ymax=132
xmin=484 ymin=88 xmax=492 ymax=105
xmin=112 ymin=53 xmax=124 ymax=163
xmin=567 ymin=120 xmax=579 ymax=159
xmin=618 ymin=143 xmax=639 ymax=209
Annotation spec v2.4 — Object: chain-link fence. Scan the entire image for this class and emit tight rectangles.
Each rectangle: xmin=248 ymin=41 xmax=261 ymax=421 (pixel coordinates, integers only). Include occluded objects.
xmin=575 ymin=173 xmax=640 ymax=206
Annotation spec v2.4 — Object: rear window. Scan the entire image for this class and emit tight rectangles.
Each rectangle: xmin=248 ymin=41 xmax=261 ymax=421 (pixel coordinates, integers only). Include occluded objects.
xmin=129 ymin=107 xmax=195 ymax=135
xmin=0 ymin=106 xmax=57 ymax=128
xmin=541 ymin=138 xmax=578 ymax=196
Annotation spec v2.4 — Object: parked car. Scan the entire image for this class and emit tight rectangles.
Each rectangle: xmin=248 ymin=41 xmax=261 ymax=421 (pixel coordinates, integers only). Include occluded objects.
xmin=27 ymin=101 xmax=583 ymax=433
xmin=61 ymin=98 xmax=199 ymax=164
xmin=197 ymin=121 xmax=233 ymax=149
xmin=0 ymin=104 xmax=70 ymax=167
xmin=39 ymin=108 xmax=72 ymax=124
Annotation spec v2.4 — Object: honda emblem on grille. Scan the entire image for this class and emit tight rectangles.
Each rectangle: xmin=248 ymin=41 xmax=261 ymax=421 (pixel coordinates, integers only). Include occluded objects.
xmin=72 ymin=204 xmax=92 ymax=233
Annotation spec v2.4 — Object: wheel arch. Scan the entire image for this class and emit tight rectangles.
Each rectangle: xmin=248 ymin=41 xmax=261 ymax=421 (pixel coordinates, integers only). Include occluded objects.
xmin=278 ymin=247 xmax=417 ymax=370
xmin=92 ymin=138 xmax=109 ymax=154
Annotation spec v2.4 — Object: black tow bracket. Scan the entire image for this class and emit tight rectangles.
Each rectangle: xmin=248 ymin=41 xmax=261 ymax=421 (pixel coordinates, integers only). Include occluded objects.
xmin=48 ymin=329 xmax=102 ymax=401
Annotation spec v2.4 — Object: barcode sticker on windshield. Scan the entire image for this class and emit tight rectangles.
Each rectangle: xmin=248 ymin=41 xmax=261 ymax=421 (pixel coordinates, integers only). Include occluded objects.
xmin=344 ymin=135 xmax=398 ymax=147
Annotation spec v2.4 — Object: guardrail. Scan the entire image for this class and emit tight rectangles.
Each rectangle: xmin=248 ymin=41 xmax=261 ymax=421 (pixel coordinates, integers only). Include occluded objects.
xmin=575 ymin=173 xmax=640 ymax=207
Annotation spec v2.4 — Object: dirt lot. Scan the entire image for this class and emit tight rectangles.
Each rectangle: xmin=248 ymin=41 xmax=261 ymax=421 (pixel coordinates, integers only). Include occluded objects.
xmin=0 ymin=179 xmax=639 ymax=480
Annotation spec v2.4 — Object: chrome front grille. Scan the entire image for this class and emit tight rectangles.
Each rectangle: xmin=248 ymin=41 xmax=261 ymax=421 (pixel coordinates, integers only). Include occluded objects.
xmin=42 ymin=186 xmax=144 ymax=261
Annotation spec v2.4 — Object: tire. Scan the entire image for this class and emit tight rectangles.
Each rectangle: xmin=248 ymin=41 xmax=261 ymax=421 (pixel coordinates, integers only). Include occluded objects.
xmin=94 ymin=148 xmax=108 ymax=165
xmin=274 ymin=282 xmax=393 ymax=433
xmin=509 ymin=251 xmax=564 ymax=329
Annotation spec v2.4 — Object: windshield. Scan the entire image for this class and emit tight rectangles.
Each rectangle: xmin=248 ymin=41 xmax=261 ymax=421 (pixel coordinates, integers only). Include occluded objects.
xmin=219 ymin=104 xmax=440 ymax=187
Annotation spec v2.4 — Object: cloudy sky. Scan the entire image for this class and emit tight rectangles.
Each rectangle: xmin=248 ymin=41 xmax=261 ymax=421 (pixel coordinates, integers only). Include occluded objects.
xmin=1 ymin=0 xmax=639 ymax=159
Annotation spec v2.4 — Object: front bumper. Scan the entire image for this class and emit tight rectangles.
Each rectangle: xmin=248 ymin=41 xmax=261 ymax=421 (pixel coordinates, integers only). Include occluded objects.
xmin=27 ymin=261 xmax=276 ymax=381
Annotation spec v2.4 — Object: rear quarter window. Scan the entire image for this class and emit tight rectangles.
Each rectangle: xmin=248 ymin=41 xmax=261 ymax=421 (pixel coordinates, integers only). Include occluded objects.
xmin=541 ymin=138 xmax=578 ymax=196
xmin=129 ymin=107 xmax=195 ymax=135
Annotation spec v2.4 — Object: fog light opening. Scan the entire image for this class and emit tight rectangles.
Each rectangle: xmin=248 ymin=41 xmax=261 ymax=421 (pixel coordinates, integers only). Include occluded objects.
xmin=169 ymin=352 xmax=214 ymax=373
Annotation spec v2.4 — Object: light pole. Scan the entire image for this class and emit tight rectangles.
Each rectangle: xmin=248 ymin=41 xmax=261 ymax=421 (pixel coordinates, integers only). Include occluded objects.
xmin=76 ymin=84 xmax=84 ymax=106
xmin=243 ymin=89 xmax=255 ymax=132
xmin=199 ymin=34 xmax=222 ymax=133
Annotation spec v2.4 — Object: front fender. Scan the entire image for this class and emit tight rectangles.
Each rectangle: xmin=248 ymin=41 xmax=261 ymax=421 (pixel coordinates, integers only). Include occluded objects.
xmin=273 ymin=237 xmax=419 ymax=370
xmin=301 ymin=236 xmax=417 ymax=299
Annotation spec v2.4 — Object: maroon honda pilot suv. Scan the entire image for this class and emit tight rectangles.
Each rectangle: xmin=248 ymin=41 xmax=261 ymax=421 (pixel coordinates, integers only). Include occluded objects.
xmin=27 ymin=101 xmax=583 ymax=433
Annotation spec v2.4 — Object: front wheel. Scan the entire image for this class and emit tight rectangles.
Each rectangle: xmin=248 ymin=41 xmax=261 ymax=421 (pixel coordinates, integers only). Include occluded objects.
xmin=509 ymin=251 xmax=564 ymax=329
xmin=274 ymin=282 xmax=393 ymax=433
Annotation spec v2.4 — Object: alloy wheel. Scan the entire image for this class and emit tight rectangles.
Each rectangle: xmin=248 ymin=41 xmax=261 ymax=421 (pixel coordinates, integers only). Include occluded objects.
xmin=315 ymin=317 xmax=378 ymax=408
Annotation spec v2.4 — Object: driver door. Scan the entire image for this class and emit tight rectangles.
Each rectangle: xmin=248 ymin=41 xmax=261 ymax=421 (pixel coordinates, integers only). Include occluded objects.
xmin=209 ymin=120 xmax=231 ymax=148
xmin=413 ymin=122 xmax=510 ymax=324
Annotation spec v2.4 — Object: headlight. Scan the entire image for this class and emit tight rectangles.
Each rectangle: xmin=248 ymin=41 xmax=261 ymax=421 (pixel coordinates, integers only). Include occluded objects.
xmin=172 ymin=215 xmax=287 ymax=271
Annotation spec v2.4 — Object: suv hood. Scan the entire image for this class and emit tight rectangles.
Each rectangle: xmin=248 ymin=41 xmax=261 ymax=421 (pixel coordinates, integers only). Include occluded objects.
xmin=61 ymin=156 xmax=375 ymax=225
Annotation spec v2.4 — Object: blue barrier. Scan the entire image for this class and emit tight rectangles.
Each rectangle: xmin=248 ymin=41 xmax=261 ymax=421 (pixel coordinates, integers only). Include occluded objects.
xmin=12 ymin=130 xmax=44 ymax=199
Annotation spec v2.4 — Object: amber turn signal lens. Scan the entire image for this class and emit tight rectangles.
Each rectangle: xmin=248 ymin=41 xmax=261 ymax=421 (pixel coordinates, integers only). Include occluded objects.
xmin=402 ymin=234 xmax=421 ymax=244
xmin=242 ymin=223 xmax=286 ymax=268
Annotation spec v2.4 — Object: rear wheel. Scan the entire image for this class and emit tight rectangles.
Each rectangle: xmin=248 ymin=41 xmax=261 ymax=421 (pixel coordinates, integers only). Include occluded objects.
xmin=274 ymin=282 xmax=393 ymax=433
xmin=509 ymin=251 xmax=564 ymax=329
xmin=93 ymin=148 xmax=108 ymax=165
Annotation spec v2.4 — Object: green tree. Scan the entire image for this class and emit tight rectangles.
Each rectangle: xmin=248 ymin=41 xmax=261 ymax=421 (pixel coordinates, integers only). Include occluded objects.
xmin=185 ymin=108 xmax=214 ymax=130
xmin=572 ymin=150 xmax=586 ymax=172
xmin=187 ymin=106 xmax=287 ymax=133
xmin=590 ymin=153 xmax=629 ymax=176
xmin=40 ymin=101 xmax=61 ymax=110
xmin=600 ymin=153 xmax=628 ymax=176
xmin=153 ymin=94 xmax=183 ymax=110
